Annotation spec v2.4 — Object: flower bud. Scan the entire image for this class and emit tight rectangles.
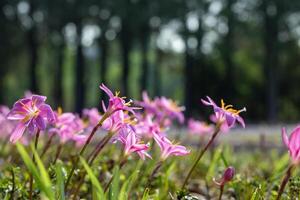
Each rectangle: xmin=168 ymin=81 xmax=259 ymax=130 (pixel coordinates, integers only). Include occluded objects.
xmin=223 ymin=166 xmax=235 ymax=182
xmin=213 ymin=166 xmax=235 ymax=187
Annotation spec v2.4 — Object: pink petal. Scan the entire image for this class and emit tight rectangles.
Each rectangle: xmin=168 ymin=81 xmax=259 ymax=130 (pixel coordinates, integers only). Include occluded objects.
xmin=100 ymin=84 xmax=114 ymax=98
xmin=39 ymin=104 xmax=55 ymax=123
xmin=10 ymin=123 xmax=26 ymax=143
xmin=32 ymin=95 xmax=47 ymax=106
xmin=281 ymin=127 xmax=289 ymax=148
xmin=35 ymin=115 xmax=46 ymax=130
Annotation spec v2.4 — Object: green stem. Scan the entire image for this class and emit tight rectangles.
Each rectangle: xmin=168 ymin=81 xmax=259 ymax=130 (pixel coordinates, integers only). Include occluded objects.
xmin=181 ymin=123 xmax=221 ymax=190
xmin=276 ymin=164 xmax=294 ymax=200
xmin=29 ymin=129 xmax=40 ymax=200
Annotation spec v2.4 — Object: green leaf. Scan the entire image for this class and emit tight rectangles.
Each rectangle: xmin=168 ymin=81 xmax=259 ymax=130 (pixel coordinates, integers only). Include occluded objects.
xmin=142 ymin=188 xmax=150 ymax=200
xmin=250 ymin=186 xmax=261 ymax=200
xmin=16 ymin=143 xmax=55 ymax=200
xmin=119 ymin=160 xmax=143 ymax=200
xmin=79 ymin=157 xmax=105 ymax=199
xmin=109 ymin=166 xmax=120 ymax=200
xmin=55 ymin=161 xmax=65 ymax=200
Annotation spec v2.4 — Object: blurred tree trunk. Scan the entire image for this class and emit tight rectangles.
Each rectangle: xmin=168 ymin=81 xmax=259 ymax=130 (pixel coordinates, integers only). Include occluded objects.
xmin=154 ymin=48 xmax=162 ymax=96
xmin=99 ymin=36 xmax=108 ymax=103
xmin=140 ymin=29 xmax=149 ymax=93
xmin=54 ymin=33 xmax=65 ymax=108
xmin=262 ymin=0 xmax=279 ymax=123
xmin=120 ymin=21 xmax=131 ymax=96
xmin=28 ymin=0 xmax=39 ymax=93
xmin=75 ymin=22 xmax=85 ymax=113
xmin=184 ymin=32 xmax=194 ymax=118
xmin=0 ymin=2 xmax=6 ymax=104
xmin=222 ymin=0 xmax=236 ymax=101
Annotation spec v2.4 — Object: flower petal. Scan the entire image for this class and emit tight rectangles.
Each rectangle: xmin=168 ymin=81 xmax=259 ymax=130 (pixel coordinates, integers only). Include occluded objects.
xmin=35 ymin=115 xmax=46 ymax=130
xmin=10 ymin=123 xmax=26 ymax=143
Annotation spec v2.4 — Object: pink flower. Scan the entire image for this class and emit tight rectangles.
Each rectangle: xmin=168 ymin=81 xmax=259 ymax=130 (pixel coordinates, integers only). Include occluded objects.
xmin=136 ymin=92 xmax=185 ymax=127
xmin=201 ymin=96 xmax=246 ymax=128
xmin=213 ymin=166 xmax=235 ymax=187
xmin=136 ymin=92 xmax=157 ymax=113
xmin=82 ymin=108 xmax=102 ymax=128
xmin=100 ymin=84 xmax=137 ymax=115
xmin=135 ymin=114 xmax=161 ymax=139
xmin=210 ymin=114 xmax=229 ymax=133
xmin=155 ymin=97 xmax=185 ymax=124
xmin=188 ymin=119 xmax=214 ymax=136
xmin=116 ymin=126 xmax=150 ymax=160
xmin=0 ymin=106 xmax=14 ymax=138
xmin=102 ymin=110 xmax=130 ymax=133
xmin=282 ymin=126 xmax=300 ymax=164
xmin=153 ymin=134 xmax=190 ymax=160
xmin=49 ymin=112 xmax=86 ymax=145
xmin=7 ymin=95 xmax=55 ymax=143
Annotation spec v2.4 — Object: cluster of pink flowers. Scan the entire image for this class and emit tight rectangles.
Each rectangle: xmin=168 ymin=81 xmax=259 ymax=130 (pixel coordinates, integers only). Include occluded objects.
xmin=188 ymin=119 xmax=214 ymax=136
xmin=49 ymin=111 xmax=86 ymax=146
xmin=137 ymin=92 xmax=185 ymax=127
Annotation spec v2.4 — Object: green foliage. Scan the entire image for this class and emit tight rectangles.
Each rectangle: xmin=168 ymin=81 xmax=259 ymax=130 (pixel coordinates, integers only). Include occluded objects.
xmin=80 ymin=157 xmax=105 ymax=199
xmin=16 ymin=143 xmax=55 ymax=200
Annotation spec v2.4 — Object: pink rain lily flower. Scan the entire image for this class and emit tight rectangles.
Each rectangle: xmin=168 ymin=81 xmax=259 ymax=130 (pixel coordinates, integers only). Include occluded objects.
xmin=188 ymin=119 xmax=214 ymax=136
xmin=201 ymin=96 xmax=246 ymax=128
xmin=114 ymin=125 xmax=151 ymax=160
xmin=210 ymin=114 xmax=230 ymax=133
xmin=49 ymin=112 xmax=86 ymax=145
xmin=135 ymin=114 xmax=162 ymax=139
xmin=0 ymin=106 xmax=14 ymax=138
xmin=82 ymin=108 xmax=102 ymax=128
xmin=7 ymin=95 xmax=55 ymax=143
xmin=136 ymin=92 xmax=158 ymax=114
xmin=102 ymin=110 xmax=136 ymax=133
xmin=282 ymin=126 xmax=300 ymax=164
xmin=100 ymin=84 xmax=137 ymax=115
xmin=213 ymin=166 xmax=235 ymax=187
xmin=155 ymin=97 xmax=185 ymax=124
xmin=153 ymin=134 xmax=190 ymax=160
xmin=136 ymin=92 xmax=185 ymax=127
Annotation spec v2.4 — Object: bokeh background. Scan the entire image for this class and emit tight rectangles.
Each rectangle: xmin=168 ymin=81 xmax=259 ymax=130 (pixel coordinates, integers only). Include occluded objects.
xmin=1 ymin=0 xmax=300 ymax=123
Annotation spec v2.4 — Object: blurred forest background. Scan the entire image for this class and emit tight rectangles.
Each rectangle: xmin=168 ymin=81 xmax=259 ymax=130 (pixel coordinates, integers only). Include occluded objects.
xmin=1 ymin=0 xmax=300 ymax=123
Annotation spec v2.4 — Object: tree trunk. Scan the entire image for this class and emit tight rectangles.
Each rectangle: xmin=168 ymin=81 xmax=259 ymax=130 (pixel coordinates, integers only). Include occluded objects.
xmin=28 ymin=0 xmax=38 ymax=93
xmin=120 ymin=22 xmax=131 ymax=97
xmin=262 ymin=0 xmax=279 ymax=123
xmin=154 ymin=48 xmax=162 ymax=96
xmin=223 ymin=0 xmax=235 ymax=101
xmin=99 ymin=36 xmax=108 ymax=103
xmin=75 ymin=22 xmax=85 ymax=113
xmin=54 ymin=34 xmax=65 ymax=108
xmin=140 ymin=30 xmax=149 ymax=93
xmin=184 ymin=34 xmax=194 ymax=119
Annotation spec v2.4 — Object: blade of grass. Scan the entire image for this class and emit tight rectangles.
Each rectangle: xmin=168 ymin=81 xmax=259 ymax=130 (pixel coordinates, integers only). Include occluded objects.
xmin=142 ymin=188 xmax=149 ymax=200
xmin=119 ymin=160 xmax=143 ymax=200
xmin=79 ymin=157 xmax=105 ymax=199
xmin=109 ymin=166 xmax=120 ymax=200
xmin=16 ymin=143 xmax=55 ymax=200
xmin=55 ymin=161 xmax=65 ymax=200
